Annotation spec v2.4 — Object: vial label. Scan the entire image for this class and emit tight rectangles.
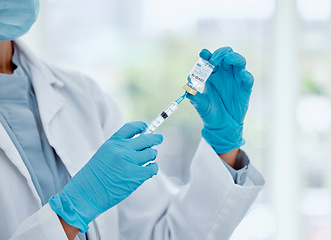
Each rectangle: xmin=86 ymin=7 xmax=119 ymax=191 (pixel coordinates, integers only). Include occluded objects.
xmin=187 ymin=58 xmax=214 ymax=90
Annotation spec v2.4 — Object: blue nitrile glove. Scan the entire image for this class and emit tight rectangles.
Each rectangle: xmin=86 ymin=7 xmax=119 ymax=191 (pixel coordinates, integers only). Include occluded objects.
xmin=49 ymin=121 xmax=163 ymax=233
xmin=186 ymin=47 xmax=254 ymax=154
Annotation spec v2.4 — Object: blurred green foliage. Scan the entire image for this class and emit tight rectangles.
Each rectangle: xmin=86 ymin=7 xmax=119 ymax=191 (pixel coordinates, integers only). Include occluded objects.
xmin=302 ymin=75 xmax=324 ymax=95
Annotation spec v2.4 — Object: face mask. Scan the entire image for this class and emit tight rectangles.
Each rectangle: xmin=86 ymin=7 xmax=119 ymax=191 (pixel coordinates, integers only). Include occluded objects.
xmin=0 ymin=0 xmax=40 ymax=41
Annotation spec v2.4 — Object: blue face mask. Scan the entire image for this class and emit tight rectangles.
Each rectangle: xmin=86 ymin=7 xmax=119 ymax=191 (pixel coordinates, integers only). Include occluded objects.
xmin=0 ymin=0 xmax=40 ymax=41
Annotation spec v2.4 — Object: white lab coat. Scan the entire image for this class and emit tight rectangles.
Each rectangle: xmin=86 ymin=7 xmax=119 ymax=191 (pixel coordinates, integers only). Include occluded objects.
xmin=0 ymin=40 xmax=265 ymax=240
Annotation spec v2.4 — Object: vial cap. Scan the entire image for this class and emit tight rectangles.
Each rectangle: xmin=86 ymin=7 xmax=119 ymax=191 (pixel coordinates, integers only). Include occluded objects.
xmin=183 ymin=84 xmax=197 ymax=95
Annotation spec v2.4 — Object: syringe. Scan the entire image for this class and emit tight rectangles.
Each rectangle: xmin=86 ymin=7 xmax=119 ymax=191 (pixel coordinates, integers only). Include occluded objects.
xmin=144 ymin=92 xmax=187 ymax=134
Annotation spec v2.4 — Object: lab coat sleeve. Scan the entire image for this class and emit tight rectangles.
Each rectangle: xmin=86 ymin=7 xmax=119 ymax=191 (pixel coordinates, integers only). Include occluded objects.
xmin=9 ymin=204 xmax=72 ymax=240
xmin=117 ymin=138 xmax=265 ymax=240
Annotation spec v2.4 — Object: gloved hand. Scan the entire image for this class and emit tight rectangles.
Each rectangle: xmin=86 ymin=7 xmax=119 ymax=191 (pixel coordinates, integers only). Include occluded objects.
xmin=49 ymin=121 xmax=163 ymax=233
xmin=186 ymin=47 xmax=254 ymax=154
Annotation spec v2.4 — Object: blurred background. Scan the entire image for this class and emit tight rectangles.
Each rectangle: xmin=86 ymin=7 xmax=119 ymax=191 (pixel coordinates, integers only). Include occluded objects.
xmin=22 ymin=0 xmax=331 ymax=239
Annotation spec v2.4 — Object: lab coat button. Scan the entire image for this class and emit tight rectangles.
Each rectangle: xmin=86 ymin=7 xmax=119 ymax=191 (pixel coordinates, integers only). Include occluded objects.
xmin=240 ymin=172 xmax=247 ymax=183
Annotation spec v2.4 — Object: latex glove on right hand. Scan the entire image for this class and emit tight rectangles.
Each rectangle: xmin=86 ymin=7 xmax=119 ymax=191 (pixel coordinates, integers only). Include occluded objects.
xmin=186 ymin=47 xmax=254 ymax=154
xmin=49 ymin=121 xmax=163 ymax=233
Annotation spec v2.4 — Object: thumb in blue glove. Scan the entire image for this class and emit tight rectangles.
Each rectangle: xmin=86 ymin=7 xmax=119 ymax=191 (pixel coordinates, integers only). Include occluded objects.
xmin=49 ymin=121 xmax=163 ymax=232
xmin=186 ymin=47 xmax=254 ymax=154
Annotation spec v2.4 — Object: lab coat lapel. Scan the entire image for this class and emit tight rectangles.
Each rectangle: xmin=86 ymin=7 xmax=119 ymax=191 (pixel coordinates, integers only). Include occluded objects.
xmin=15 ymin=40 xmax=92 ymax=177
xmin=14 ymin=40 xmax=64 ymax=130
xmin=0 ymin=123 xmax=41 ymax=203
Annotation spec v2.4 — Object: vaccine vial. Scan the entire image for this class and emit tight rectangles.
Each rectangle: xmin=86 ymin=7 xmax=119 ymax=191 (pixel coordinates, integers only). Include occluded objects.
xmin=183 ymin=58 xmax=215 ymax=95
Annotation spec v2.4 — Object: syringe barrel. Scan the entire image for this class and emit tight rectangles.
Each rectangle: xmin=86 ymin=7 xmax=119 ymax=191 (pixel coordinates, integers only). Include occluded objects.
xmin=144 ymin=115 xmax=165 ymax=134
xmin=144 ymin=102 xmax=179 ymax=134
xmin=163 ymin=102 xmax=178 ymax=116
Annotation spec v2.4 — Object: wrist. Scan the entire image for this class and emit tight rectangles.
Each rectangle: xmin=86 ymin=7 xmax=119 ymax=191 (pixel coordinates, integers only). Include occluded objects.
xmin=58 ymin=215 xmax=80 ymax=240
xmin=218 ymin=148 xmax=239 ymax=169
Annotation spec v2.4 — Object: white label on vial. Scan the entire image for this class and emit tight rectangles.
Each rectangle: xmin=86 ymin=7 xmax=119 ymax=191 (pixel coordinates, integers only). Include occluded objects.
xmin=188 ymin=58 xmax=214 ymax=85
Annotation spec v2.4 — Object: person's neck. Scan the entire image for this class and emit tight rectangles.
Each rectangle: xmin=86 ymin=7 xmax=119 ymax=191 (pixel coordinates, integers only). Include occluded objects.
xmin=0 ymin=41 xmax=14 ymax=74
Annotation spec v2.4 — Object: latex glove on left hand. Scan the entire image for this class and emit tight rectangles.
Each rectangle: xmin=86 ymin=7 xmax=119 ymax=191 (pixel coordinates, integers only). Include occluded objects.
xmin=49 ymin=121 xmax=163 ymax=233
xmin=186 ymin=47 xmax=254 ymax=154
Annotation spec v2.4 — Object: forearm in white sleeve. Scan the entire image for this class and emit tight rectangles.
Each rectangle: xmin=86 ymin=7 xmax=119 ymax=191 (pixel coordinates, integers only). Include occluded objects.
xmin=9 ymin=204 xmax=71 ymax=240
xmin=118 ymin=138 xmax=265 ymax=240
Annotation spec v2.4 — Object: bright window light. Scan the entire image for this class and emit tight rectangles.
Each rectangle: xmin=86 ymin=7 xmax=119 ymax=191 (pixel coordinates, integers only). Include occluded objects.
xmin=142 ymin=0 xmax=274 ymax=33
xmin=298 ymin=0 xmax=331 ymax=21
